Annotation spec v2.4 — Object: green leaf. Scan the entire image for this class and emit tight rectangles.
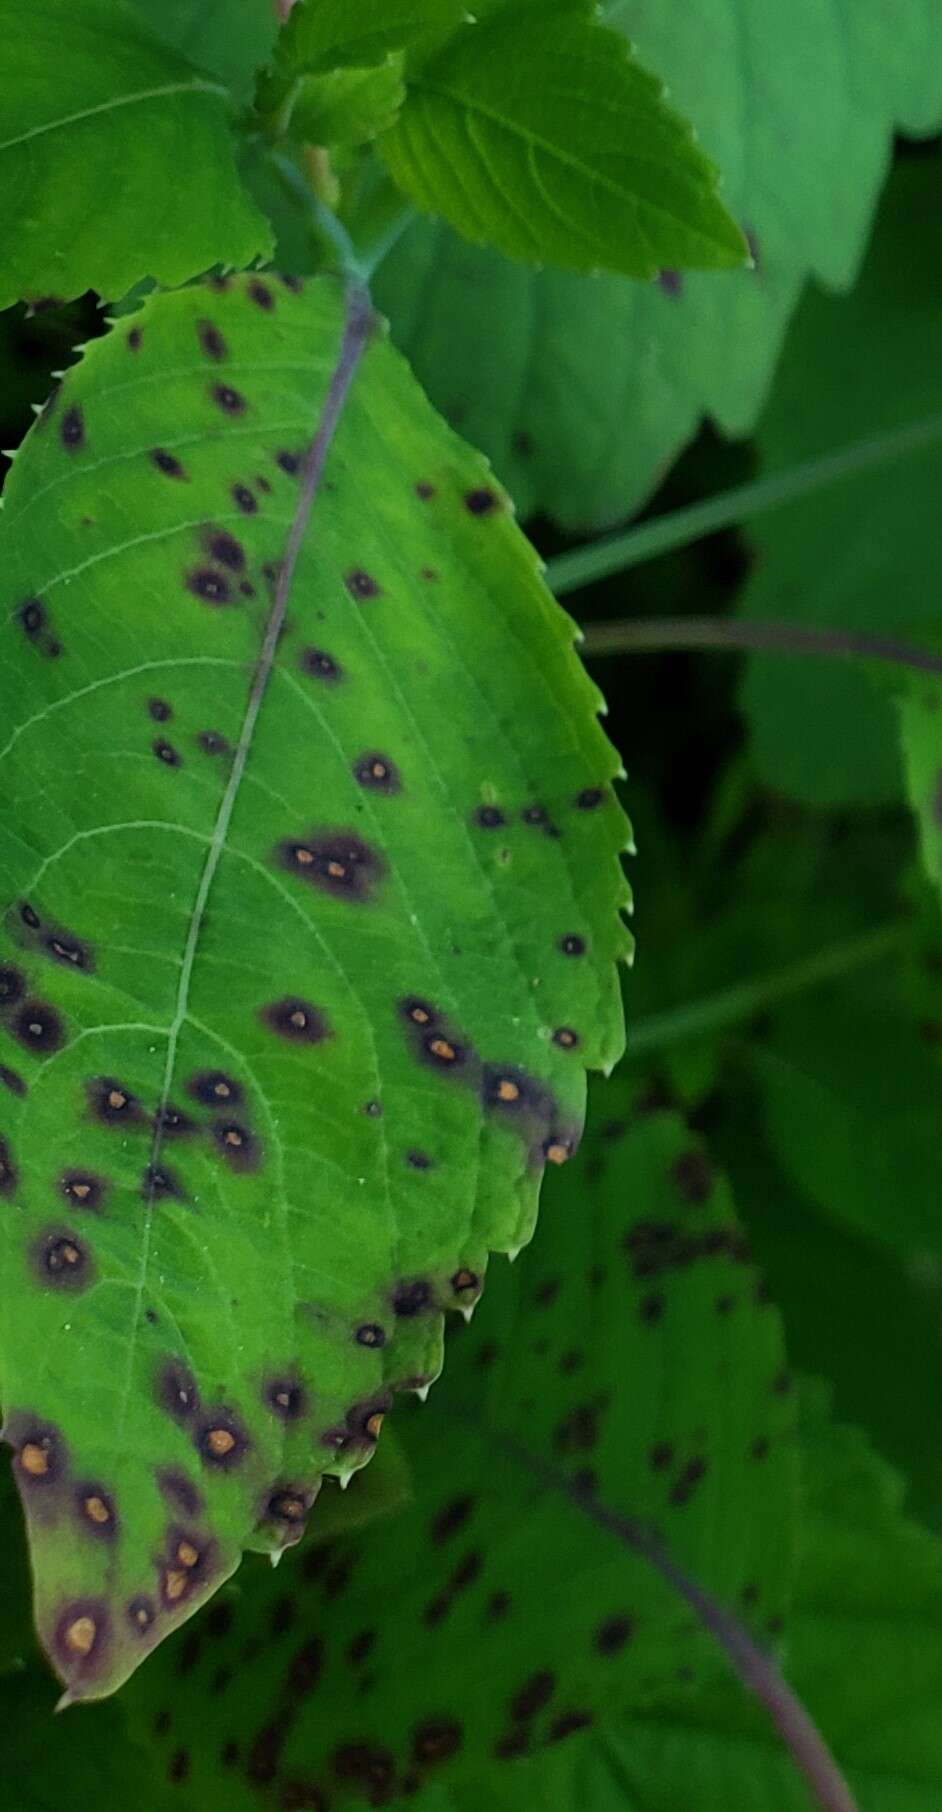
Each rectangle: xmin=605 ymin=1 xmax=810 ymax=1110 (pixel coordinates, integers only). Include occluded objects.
xmin=123 ymin=1105 xmax=797 ymax=1804
xmin=0 ymin=0 xmax=271 ymax=310
xmin=0 ymin=272 xmax=629 ymax=1699
xmin=428 ymin=1389 xmax=942 ymax=1812
xmin=509 ymin=1389 xmax=942 ymax=1812
xmin=718 ymin=1096 xmax=942 ymax=1526
xmin=287 ymin=59 xmax=407 ymax=148
xmin=753 ymin=982 xmax=942 ymax=1257
xmin=380 ymin=4 xmax=746 ymax=279
xmin=375 ymin=2 xmax=942 ymax=529
xmin=265 ymin=0 xmax=468 ymax=77
xmin=126 ymin=0 xmax=278 ymax=98
xmin=899 ymin=685 xmax=942 ymax=903
xmin=739 ymin=151 xmax=942 ymax=808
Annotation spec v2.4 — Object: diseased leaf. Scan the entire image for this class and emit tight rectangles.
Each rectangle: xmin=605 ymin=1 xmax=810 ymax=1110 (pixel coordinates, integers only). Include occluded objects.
xmin=380 ymin=3 xmax=746 ymax=279
xmin=0 ymin=0 xmax=271 ymax=310
xmin=125 ymin=1105 xmax=797 ymax=1805
xmin=127 ymin=0 xmax=278 ymax=98
xmin=0 ymin=272 xmax=629 ymax=1699
xmin=375 ymin=0 xmax=942 ymax=528
xmin=739 ymin=152 xmax=942 ymax=808
xmin=466 ymin=1389 xmax=942 ymax=1812
xmin=592 ymin=1389 xmax=942 ymax=1812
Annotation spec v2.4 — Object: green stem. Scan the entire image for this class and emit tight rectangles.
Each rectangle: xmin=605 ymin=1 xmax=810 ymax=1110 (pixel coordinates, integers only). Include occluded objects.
xmin=628 ymin=921 xmax=904 ymax=1058
xmin=270 ymin=151 xmax=368 ymax=284
xmin=580 ymin=613 xmax=942 ymax=679
xmin=546 ymin=413 xmax=942 ymax=597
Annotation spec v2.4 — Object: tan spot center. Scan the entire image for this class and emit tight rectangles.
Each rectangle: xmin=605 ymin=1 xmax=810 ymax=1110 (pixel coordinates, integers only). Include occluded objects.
xmin=108 ymin=1089 xmax=126 ymax=1110
xmin=327 ymin=859 xmax=346 ymax=879
xmin=177 ymin=1539 xmax=199 ymax=1569
xmin=546 ymin=1142 xmax=570 ymax=1166
xmin=206 ymin=1427 xmax=236 ymax=1457
xmin=21 ymin=1441 xmax=49 ymax=1477
xmin=290 ymin=1010 xmax=307 ymax=1029
xmin=365 ymin=1413 xmax=385 ymax=1440
xmin=223 ymin=1130 xmax=243 ymax=1148
xmin=65 ymin=1615 xmax=96 ymax=1656
xmin=497 ymin=1079 xmax=520 ymax=1102
xmin=430 ymin=1039 xmax=455 ymax=1062
xmin=84 ymin=1494 xmax=110 ymax=1525
xmin=164 ymin=1568 xmax=188 ymax=1603
xmin=295 ymin=847 xmax=314 ymax=865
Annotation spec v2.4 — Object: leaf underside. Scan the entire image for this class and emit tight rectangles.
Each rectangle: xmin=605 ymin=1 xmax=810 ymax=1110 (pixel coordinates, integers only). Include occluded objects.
xmin=0 ymin=272 xmax=629 ymax=1698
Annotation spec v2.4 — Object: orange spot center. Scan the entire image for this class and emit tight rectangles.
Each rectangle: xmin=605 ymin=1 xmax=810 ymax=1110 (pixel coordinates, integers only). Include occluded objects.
xmin=20 ymin=1442 xmax=49 ymax=1477
xmin=411 ymin=1008 xmax=430 ymax=1024
xmin=453 ymin=1270 xmax=476 ymax=1292
xmin=108 ymin=1090 xmax=126 ymax=1110
xmin=546 ymin=1142 xmax=570 ymax=1166
xmin=177 ymin=1539 xmax=199 ymax=1569
xmin=164 ymin=1568 xmax=188 ymax=1603
xmin=496 ymin=1079 xmax=519 ymax=1102
xmin=65 ymin=1616 xmax=96 ymax=1656
xmin=84 ymin=1495 xmax=110 ymax=1524
xmin=430 ymin=1038 xmax=455 ymax=1062
xmin=72 ymin=1182 xmax=91 ymax=1199
xmin=295 ymin=847 xmax=314 ymax=865
xmin=206 ymin=1427 xmax=236 ymax=1457
xmin=327 ymin=860 xmax=346 ymax=879
xmin=365 ymin=1413 xmax=385 ymax=1440
xmin=224 ymin=1130 xmax=242 ymax=1148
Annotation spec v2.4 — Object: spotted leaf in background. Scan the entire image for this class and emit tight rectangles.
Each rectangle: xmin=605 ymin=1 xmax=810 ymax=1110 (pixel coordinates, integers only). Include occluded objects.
xmin=124 ymin=1106 xmax=797 ymax=1807
xmin=0 ymin=272 xmax=630 ymax=1698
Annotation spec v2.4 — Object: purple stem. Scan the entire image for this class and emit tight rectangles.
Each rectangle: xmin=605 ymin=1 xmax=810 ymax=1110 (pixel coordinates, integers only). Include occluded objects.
xmin=489 ymin=1426 xmax=861 ymax=1812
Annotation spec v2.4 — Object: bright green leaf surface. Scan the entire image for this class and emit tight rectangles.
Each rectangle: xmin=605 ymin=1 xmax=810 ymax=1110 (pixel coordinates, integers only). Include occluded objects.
xmin=127 ymin=0 xmax=278 ymax=98
xmin=739 ymin=152 xmax=942 ymax=807
xmin=0 ymin=0 xmax=271 ymax=310
xmin=376 ymin=0 xmax=942 ymax=528
xmin=126 ymin=1105 xmax=796 ymax=1805
xmin=0 ymin=272 xmax=629 ymax=1699
xmin=290 ymin=60 xmax=407 ymax=149
xmin=265 ymin=0 xmax=468 ymax=75
xmin=381 ymin=4 xmax=745 ymax=280
xmin=256 ymin=0 xmax=468 ymax=125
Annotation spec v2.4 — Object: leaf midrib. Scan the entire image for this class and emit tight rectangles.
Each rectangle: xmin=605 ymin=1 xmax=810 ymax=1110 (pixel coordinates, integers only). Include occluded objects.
xmin=0 ymin=80 xmax=227 ymax=156
xmin=114 ymin=282 xmax=372 ymax=1441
